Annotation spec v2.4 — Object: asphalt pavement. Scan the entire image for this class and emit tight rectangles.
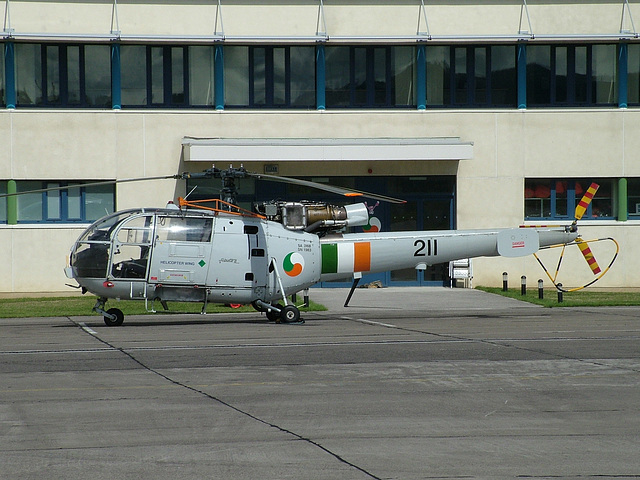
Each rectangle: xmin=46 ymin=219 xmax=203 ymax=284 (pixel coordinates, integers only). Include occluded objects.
xmin=1 ymin=287 xmax=639 ymax=479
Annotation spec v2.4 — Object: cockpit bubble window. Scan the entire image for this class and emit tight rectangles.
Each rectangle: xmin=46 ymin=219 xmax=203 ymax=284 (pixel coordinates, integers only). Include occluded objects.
xmin=116 ymin=215 xmax=153 ymax=245
xmin=77 ymin=210 xmax=138 ymax=244
xmin=156 ymin=216 xmax=213 ymax=242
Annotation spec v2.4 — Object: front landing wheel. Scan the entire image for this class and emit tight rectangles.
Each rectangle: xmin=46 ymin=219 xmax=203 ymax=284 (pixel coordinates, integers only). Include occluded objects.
xmin=266 ymin=304 xmax=283 ymax=322
xmin=280 ymin=305 xmax=301 ymax=324
xmin=104 ymin=308 xmax=124 ymax=327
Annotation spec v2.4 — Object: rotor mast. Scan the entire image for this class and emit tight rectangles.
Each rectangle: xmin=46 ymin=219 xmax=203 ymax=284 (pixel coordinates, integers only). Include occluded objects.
xmin=179 ymin=165 xmax=248 ymax=207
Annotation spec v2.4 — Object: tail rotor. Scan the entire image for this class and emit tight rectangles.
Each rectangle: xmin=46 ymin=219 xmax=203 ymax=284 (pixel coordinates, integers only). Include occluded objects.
xmin=572 ymin=182 xmax=601 ymax=275
xmin=534 ymin=181 xmax=619 ymax=292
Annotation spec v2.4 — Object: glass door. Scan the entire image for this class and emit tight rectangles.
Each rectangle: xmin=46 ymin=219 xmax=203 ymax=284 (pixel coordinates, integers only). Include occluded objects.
xmin=389 ymin=197 xmax=453 ymax=286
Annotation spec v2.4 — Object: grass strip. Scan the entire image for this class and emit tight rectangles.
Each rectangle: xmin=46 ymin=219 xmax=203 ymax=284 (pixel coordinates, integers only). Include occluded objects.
xmin=0 ymin=295 xmax=326 ymax=318
xmin=477 ymin=286 xmax=640 ymax=307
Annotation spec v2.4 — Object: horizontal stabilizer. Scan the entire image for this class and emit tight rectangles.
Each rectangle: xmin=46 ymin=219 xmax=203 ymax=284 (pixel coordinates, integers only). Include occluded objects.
xmin=497 ymin=229 xmax=540 ymax=257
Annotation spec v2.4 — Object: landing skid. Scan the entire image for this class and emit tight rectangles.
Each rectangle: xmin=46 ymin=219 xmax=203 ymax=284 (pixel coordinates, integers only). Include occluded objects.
xmin=92 ymin=295 xmax=303 ymax=326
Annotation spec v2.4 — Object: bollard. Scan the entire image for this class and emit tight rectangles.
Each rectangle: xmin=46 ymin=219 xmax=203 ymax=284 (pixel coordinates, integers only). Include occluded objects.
xmin=557 ymin=283 xmax=563 ymax=303
xmin=521 ymin=275 xmax=527 ymax=296
xmin=502 ymin=272 xmax=508 ymax=292
xmin=303 ymin=289 xmax=309 ymax=308
xmin=292 ymin=292 xmax=297 ymax=304
xmin=538 ymin=279 xmax=544 ymax=300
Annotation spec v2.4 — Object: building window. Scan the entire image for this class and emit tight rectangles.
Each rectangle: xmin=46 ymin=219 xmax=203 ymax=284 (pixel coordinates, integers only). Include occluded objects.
xmin=224 ymin=45 xmax=315 ymax=108
xmin=527 ymin=44 xmax=617 ymax=107
xmin=426 ymin=45 xmax=516 ymax=107
xmin=121 ymin=45 xmax=190 ymax=107
xmin=325 ymin=46 xmax=416 ymax=108
xmin=13 ymin=181 xmax=115 ymax=223
xmin=14 ymin=43 xmax=110 ymax=107
xmin=627 ymin=44 xmax=640 ymax=105
xmin=1 ymin=45 xmax=4 ymax=107
xmin=627 ymin=178 xmax=640 ymax=218
xmin=525 ymin=179 xmax=614 ymax=220
xmin=188 ymin=46 xmax=215 ymax=106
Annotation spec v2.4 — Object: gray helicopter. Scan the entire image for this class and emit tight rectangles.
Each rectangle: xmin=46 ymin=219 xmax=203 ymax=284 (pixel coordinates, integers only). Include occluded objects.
xmin=54 ymin=169 xmax=612 ymax=326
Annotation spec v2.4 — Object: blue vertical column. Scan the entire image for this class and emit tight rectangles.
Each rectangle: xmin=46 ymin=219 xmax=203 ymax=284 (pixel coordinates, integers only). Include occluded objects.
xmin=417 ymin=44 xmax=426 ymax=110
xmin=618 ymin=43 xmax=628 ymax=109
xmin=111 ymin=43 xmax=121 ymax=110
xmin=316 ymin=43 xmax=325 ymax=110
xmin=4 ymin=41 xmax=16 ymax=109
xmin=214 ymin=44 xmax=224 ymax=110
xmin=517 ymin=43 xmax=527 ymax=109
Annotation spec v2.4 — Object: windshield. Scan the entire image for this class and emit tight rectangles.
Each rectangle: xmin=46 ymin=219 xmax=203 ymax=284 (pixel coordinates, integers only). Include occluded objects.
xmin=70 ymin=209 xmax=156 ymax=278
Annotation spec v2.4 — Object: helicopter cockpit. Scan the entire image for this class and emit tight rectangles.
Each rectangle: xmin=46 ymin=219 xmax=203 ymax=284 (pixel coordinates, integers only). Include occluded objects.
xmin=69 ymin=208 xmax=161 ymax=280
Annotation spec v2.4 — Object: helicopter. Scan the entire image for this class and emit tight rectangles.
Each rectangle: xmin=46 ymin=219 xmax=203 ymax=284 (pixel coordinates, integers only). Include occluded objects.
xmin=24 ymin=166 xmax=610 ymax=326
xmin=1 ymin=168 xmax=613 ymax=325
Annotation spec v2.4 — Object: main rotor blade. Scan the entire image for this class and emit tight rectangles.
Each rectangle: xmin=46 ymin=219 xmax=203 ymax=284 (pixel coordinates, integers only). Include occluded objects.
xmin=576 ymin=237 xmax=602 ymax=275
xmin=574 ymin=182 xmax=599 ymax=221
xmin=0 ymin=175 xmax=180 ymax=198
xmin=250 ymin=172 xmax=406 ymax=204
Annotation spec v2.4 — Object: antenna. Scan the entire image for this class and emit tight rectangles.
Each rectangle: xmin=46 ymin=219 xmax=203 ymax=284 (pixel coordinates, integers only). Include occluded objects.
xmin=184 ymin=185 xmax=198 ymax=200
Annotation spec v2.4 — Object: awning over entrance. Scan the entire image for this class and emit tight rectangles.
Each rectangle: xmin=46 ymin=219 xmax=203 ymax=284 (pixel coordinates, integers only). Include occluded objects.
xmin=182 ymin=137 xmax=473 ymax=163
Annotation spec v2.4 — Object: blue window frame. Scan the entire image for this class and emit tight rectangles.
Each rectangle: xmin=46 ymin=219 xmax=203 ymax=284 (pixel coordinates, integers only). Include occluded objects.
xmin=425 ymin=45 xmax=517 ymax=108
xmin=224 ymin=45 xmax=316 ymax=108
xmin=627 ymin=44 xmax=640 ymax=106
xmin=0 ymin=40 xmax=628 ymax=110
xmin=525 ymin=179 xmax=614 ymax=220
xmin=0 ymin=43 xmax=4 ymax=107
xmin=14 ymin=182 xmax=115 ymax=223
xmin=527 ymin=44 xmax=617 ymax=107
xmin=121 ymin=45 xmax=190 ymax=108
xmin=14 ymin=43 xmax=111 ymax=107
xmin=627 ymin=178 xmax=640 ymax=218
xmin=325 ymin=45 xmax=416 ymax=108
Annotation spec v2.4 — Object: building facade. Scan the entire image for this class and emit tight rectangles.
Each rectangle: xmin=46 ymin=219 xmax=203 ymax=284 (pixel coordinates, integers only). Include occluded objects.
xmin=1 ymin=0 xmax=639 ymax=293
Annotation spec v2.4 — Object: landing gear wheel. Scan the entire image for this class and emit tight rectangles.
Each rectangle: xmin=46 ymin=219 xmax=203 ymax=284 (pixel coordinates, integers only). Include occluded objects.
xmin=104 ymin=308 xmax=124 ymax=327
xmin=280 ymin=305 xmax=301 ymax=324
xmin=266 ymin=304 xmax=283 ymax=322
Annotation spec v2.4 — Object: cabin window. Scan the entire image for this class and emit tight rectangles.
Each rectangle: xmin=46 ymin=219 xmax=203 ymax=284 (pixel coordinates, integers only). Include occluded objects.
xmin=156 ymin=217 xmax=213 ymax=242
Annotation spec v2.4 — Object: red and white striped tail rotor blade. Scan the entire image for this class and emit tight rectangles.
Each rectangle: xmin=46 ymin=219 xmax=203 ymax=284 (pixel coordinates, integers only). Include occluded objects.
xmin=576 ymin=237 xmax=601 ymax=275
xmin=574 ymin=182 xmax=599 ymax=221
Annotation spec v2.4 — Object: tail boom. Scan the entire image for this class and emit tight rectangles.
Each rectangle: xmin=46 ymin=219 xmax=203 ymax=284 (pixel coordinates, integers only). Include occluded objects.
xmin=319 ymin=227 xmax=579 ymax=281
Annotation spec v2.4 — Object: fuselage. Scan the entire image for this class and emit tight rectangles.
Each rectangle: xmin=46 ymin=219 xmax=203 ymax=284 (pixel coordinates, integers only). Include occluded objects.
xmin=66 ymin=206 xmax=578 ymax=304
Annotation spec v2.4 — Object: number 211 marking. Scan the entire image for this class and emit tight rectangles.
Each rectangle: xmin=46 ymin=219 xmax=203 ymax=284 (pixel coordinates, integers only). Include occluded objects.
xmin=414 ymin=239 xmax=437 ymax=257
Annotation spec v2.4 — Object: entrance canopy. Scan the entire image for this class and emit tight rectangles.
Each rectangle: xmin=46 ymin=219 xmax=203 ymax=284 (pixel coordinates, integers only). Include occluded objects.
xmin=182 ymin=137 xmax=473 ymax=163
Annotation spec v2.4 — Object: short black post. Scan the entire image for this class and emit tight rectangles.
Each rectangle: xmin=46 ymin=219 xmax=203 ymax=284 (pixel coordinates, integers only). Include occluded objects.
xmin=538 ymin=279 xmax=544 ymax=300
xmin=502 ymin=272 xmax=508 ymax=292
xmin=521 ymin=275 xmax=527 ymax=296
xmin=557 ymin=283 xmax=563 ymax=303
xmin=303 ymin=289 xmax=309 ymax=308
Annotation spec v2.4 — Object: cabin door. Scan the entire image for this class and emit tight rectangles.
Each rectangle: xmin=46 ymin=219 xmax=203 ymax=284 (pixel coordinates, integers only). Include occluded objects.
xmin=148 ymin=215 xmax=213 ymax=285
xmin=207 ymin=219 xmax=269 ymax=293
